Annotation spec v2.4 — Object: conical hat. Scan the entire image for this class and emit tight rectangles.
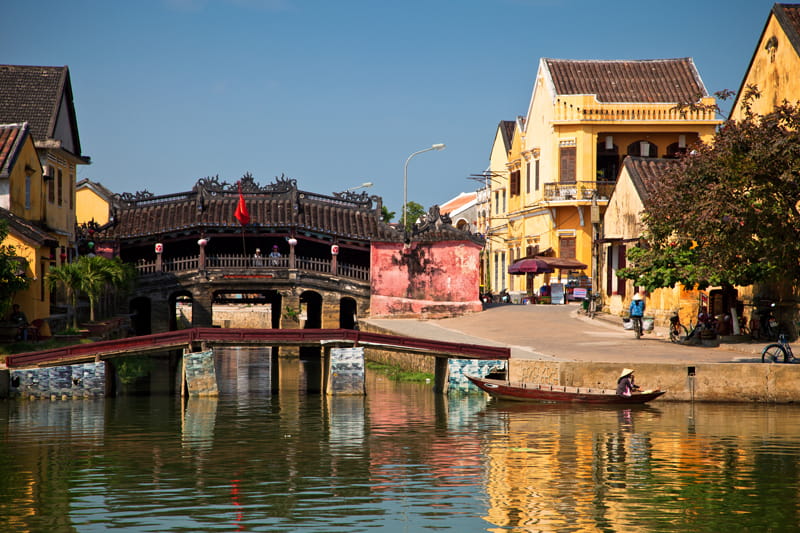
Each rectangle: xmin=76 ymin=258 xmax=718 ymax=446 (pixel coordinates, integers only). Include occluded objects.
xmin=619 ymin=368 xmax=634 ymax=379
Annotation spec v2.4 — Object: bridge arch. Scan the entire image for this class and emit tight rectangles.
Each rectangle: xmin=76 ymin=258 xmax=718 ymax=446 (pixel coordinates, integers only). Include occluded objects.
xmin=169 ymin=290 xmax=193 ymax=331
xmin=339 ymin=297 xmax=358 ymax=329
xmin=129 ymin=297 xmax=152 ymax=335
xmin=299 ymin=291 xmax=322 ymax=329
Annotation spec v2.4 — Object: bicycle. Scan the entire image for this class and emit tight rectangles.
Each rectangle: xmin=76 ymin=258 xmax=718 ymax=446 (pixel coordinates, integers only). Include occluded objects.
xmin=761 ymin=333 xmax=798 ymax=363
xmin=631 ymin=316 xmax=643 ymax=339
xmin=668 ymin=313 xmax=689 ymax=343
xmin=587 ymin=293 xmax=600 ymax=319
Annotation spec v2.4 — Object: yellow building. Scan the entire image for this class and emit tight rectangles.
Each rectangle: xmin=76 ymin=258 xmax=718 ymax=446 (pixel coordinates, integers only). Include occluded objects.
xmin=76 ymin=178 xmax=115 ymax=225
xmin=0 ymin=65 xmax=91 ymax=331
xmin=497 ymin=58 xmax=720 ymax=300
xmin=0 ymin=123 xmax=57 ymax=327
xmin=484 ymin=120 xmax=516 ymax=294
xmin=731 ymin=3 xmax=800 ymax=120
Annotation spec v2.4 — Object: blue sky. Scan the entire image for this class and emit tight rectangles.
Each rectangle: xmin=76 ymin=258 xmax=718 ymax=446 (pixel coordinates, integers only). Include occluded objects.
xmin=2 ymin=0 xmax=781 ymax=218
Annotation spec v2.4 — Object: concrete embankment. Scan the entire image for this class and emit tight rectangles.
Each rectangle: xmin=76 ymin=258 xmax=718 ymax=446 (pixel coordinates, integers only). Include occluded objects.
xmin=363 ymin=304 xmax=800 ymax=403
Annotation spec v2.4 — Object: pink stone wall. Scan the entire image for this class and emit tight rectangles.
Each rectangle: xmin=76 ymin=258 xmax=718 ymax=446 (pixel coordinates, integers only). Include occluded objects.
xmin=370 ymin=240 xmax=482 ymax=318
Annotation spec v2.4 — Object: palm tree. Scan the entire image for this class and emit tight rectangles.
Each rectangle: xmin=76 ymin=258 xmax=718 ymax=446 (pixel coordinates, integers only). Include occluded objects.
xmin=46 ymin=261 xmax=82 ymax=330
xmin=77 ymin=256 xmax=135 ymax=323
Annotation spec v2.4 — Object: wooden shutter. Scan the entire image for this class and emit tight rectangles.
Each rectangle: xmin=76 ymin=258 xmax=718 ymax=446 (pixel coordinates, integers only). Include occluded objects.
xmin=617 ymin=244 xmax=627 ymax=298
xmin=559 ymin=147 xmax=576 ymax=183
xmin=559 ymin=236 xmax=576 ymax=258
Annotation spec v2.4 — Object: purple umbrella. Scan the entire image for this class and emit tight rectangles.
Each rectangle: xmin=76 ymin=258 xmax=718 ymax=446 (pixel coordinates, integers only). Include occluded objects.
xmin=508 ymin=258 xmax=555 ymax=275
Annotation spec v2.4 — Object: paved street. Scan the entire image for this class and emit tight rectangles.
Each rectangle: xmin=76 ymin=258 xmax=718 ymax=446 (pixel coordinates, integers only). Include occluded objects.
xmin=365 ymin=303 xmax=767 ymax=364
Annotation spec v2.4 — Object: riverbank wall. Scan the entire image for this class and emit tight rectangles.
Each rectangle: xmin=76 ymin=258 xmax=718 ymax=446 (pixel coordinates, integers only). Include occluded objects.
xmin=361 ymin=323 xmax=800 ymax=403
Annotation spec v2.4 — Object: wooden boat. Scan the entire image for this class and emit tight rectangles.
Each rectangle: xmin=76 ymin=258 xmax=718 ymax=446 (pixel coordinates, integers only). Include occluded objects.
xmin=466 ymin=375 xmax=666 ymax=404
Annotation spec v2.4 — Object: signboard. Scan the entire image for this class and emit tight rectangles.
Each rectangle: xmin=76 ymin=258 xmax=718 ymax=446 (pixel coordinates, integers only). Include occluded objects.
xmin=551 ymin=283 xmax=565 ymax=304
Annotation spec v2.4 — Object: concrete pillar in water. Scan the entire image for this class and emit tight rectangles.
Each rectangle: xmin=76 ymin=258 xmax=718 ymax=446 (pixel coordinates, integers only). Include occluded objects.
xmin=182 ymin=349 xmax=218 ymax=397
xmin=326 ymin=346 xmax=366 ymax=396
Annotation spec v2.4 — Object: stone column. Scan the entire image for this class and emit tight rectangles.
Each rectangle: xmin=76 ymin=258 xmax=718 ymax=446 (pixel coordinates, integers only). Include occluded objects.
xmin=191 ymin=289 xmax=214 ymax=328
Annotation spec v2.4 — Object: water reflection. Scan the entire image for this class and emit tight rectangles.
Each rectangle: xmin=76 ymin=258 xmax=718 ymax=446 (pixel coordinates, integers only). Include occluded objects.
xmin=1 ymin=359 xmax=800 ymax=531
xmin=478 ymin=401 xmax=800 ymax=531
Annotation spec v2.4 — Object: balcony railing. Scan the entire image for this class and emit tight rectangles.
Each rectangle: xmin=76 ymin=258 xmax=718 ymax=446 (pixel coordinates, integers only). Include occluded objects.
xmin=135 ymin=254 xmax=370 ymax=281
xmin=543 ymin=181 xmax=615 ymax=202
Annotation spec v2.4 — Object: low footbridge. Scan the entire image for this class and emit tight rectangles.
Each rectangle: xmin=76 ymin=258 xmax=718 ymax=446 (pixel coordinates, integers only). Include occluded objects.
xmin=5 ymin=327 xmax=510 ymax=369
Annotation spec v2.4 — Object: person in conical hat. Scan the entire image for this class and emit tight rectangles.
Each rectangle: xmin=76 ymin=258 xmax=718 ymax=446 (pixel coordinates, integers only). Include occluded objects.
xmin=616 ymin=368 xmax=640 ymax=397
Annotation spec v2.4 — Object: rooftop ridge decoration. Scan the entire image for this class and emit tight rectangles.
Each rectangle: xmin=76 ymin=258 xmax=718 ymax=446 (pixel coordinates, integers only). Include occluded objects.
xmin=410 ymin=205 xmax=484 ymax=245
xmin=112 ymin=173 xmax=378 ymax=212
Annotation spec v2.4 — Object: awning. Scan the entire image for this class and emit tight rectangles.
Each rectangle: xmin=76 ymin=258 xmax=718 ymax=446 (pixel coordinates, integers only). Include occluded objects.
xmin=533 ymin=255 xmax=588 ymax=270
xmin=508 ymin=258 xmax=555 ymax=275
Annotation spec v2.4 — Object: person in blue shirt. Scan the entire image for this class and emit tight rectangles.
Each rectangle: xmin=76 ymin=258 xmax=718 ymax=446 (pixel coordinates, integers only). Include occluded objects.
xmin=629 ymin=293 xmax=646 ymax=337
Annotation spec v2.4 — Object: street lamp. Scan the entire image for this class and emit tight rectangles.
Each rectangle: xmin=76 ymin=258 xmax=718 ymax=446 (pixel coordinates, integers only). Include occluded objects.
xmin=403 ymin=143 xmax=445 ymax=230
xmin=345 ymin=181 xmax=374 ymax=192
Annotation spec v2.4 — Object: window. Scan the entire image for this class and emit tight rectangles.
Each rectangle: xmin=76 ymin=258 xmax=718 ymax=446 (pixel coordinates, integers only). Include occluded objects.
xmin=25 ymin=175 xmax=31 ymax=210
xmin=559 ymin=236 xmax=576 ymax=258
xmin=559 ymin=147 xmax=576 ymax=183
xmin=70 ymin=174 xmax=74 ymax=209
xmin=57 ymin=169 xmax=63 ymax=206
xmin=626 ymin=140 xmax=659 ymax=158
xmin=47 ymin=167 xmax=54 ymax=203
xmin=534 ymin=160 xmax=540 ymax=191
xmin=510 ymin=169 xmax=520 ymax=196
xmin=526 ymin=161 xmax=531 ymax=194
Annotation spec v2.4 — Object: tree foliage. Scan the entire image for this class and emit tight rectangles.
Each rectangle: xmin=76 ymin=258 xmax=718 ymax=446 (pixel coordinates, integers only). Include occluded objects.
xmin=381 ymin=205 xmax=395 ymax=223
xmin=48 ymin=255 xmax=135 ymax=328
xmin=0 ymin=220 xmax=30 ymax=316
xmin=620 ymin=95 xmax=800 ymax=290
xmin=403 ymin=201 xmax=426 ymax=233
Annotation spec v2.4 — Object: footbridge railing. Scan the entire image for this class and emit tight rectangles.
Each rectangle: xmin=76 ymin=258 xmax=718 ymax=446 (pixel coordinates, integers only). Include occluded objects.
xmin=5 ymin=328 xmax=510 ymax=369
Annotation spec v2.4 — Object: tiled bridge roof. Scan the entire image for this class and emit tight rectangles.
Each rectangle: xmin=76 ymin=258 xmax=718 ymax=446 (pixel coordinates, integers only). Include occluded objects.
xmin=97 ymin=174 xmax=481 ymax=245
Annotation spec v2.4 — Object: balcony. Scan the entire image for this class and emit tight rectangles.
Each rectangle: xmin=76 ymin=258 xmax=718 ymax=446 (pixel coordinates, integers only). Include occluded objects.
xmin=543 ymin=181 xmax=615 ymax=202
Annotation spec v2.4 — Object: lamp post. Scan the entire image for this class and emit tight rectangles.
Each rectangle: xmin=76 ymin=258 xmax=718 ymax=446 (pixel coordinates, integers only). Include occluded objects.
xmin=403 ymin=143 xmax=445 ymax=230
xmin=345 ymin=181 xmax=373 ymax=192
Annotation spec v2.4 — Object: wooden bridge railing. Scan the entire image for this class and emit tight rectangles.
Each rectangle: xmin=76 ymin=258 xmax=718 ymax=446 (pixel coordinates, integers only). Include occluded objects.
xmin=5 ymin=327 xmax=511 ymax=369
xmin=135 ymin=254 xmax=370 ymax=281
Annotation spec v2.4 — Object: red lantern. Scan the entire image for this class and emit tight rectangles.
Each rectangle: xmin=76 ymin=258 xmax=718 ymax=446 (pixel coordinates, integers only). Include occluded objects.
xmin=155 ymin=243 xmax=163 ymax=254
xmin=331 ymin=244 xmax=339 ymax=255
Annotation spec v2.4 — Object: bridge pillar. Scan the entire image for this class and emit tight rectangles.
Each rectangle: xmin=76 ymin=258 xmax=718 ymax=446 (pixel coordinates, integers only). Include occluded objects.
xmin=326 ymin=346 xmax=365 ymax=395
xmin=433 ymin=357 xmax=449 ymax=394
xmin=191 ymin=290 xmax=214 ymax=328
xmin=182 ymin=349 xmax=218 ymax=397
xmin=279 ymin=291 xmax=302 ymax=329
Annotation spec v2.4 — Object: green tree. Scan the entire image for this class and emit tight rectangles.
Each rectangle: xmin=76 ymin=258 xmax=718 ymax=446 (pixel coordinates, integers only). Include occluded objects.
xmin=381 ymin=205 xmax=395 ymax=223
xmin=620 ymin=94 xmax=800 ymax=290
xmin=47 ymin=261 xmax=82 ymax=330
xmin=403 ymin=201 xmax=426 ymax=233
xmin=0 ymin=220 xmax=30 ymax=316
xmin=48 ymin=256 xmax=135 ymax=328
xmin=78 ymin=256 xmax=134 ymax=322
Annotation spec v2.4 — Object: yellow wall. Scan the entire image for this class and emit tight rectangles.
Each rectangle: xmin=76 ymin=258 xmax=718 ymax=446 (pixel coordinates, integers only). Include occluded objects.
xmin=487 ymin=124 xmax=512 ymax=293
xmin=6 ymin=134 xmax=45 ymax=222
xmin=76 ymin=185 xmax=110 ymax=225
xmin=41 ymin=155 xmax=78 ymax=254
xmin=5 ymin=233 xmax=50 ymax=327
xmin=731 ymin=13 xmax=800 ymax=121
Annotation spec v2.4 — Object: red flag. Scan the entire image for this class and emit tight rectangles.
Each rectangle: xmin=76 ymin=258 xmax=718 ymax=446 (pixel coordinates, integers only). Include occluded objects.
xmin=234 ymin=182 xmax=250 ymax=225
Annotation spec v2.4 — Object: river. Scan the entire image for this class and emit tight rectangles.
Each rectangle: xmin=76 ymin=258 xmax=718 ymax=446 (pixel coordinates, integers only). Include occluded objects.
xmin=1 ymin=359 xmax=799 ymax=532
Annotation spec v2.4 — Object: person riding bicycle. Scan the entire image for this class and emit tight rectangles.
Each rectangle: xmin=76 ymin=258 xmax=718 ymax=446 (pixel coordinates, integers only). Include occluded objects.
xmin=629 ymin=293 xmax=645 ymax=319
